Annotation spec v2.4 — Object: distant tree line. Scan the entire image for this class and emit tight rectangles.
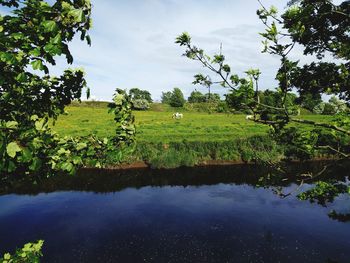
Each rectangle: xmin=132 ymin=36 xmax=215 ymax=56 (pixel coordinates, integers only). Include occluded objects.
xmin=128 ymin=86 xmax=348 ymax=115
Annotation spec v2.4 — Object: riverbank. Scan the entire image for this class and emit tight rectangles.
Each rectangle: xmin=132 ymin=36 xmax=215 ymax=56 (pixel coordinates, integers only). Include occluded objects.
xmin=124 ymin=135 xmax=284 ymax=169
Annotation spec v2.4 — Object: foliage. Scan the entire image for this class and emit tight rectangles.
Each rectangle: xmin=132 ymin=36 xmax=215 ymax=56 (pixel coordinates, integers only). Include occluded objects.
xmin=273 ymin=127 xmax=318 ymax=160
xmin=132 ymin=99 xmax=150 ymax=111
xmin=163 ymin=88 xmax=186 ymax=107
xmin=187 ymin=90 xmax=223 ymax=113
xmin=296 ymin=93 xmax=323 ymax=112
xmin=313 ymin=102 xmax=326 ymax=115
xmin=161 ymin=91 xmax=172 ymax=104
xmin=0 ymin=115 xmax=134 ymax=176
xmin=283 ymin=0 xmax=349 ymax=60
xmin=328 ymin=96 xmax=348 ymax=113
xmin=0 ymin=1 xmax=136 ymax=177
xmin=0 ymin=0 xmax=92 ymax=124
xmin=1 ymin=240 xmax=44 ymax=263
xmin=322 ymin=103 xmax=338 ymax=115
xmin=176 ymin=0 xmax=350 ymax=205
xmin=129 ymin=88 xmax=153 ymax=103
xmin=205 ymin=93 xmax=221 ymax=103
xmin=183 ymin=101 xmax=225 ymax=113
xmin=260 ymin=90 xmax=297 ymax=111
xmin=298 ymin=181 xmax=348 ymax=206
xmin=313 ymin=96 xmax=348 ymax=115
xmin=135 ymin=135 xmax=283 ymax=169
xmin=0 ymin=0 xmax=93 ymax=176
xmin=176 ymin=0 xmax=350 ymax=158
xmin=188 ymin=90 xmax=206 ymax=103
xmin=108 ymin=89 xmax=136 ymax=145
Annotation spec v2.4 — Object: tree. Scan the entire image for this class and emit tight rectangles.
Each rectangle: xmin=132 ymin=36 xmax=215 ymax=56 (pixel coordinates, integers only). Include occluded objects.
xmin=0 ymin=0 xmax=93 ymax=175
xmin=0 ymin=0 xmax=135 ymax=176
xmin=188 ymin=90 xmax=206 ymax=103
xmin=169 ymin=88 xmax=186 ymax=107
xmin=284 ymin=1 xmax=350 ymax=101
xmin=0 ymin=0 xmax=92 ymax=124
xmin=313 ymin=102 xmax=326 ymax=114
xmin=205 ymin=93 xmax=221 ymax=103
xmin=161 ymin=91 xmax=172 ymax=104
xmin=129 ymin=88 xmax=153 ymax=103
xmin=313 ymin=96 xmax=348 ymax=115
xmin=161 ymin=88 xmax=186 ymax=107
xmin=176 ymin=0 xmax=349 ymax=152
xmin=296 ymin=93 xmax=322 ymax=112
xmin=329 ymin=96 xmax=348 ymax=113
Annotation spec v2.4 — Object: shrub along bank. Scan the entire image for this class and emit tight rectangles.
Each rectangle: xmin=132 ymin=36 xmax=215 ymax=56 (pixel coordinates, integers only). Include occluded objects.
xmin=128 ymin=135 xmax=284 ymax=169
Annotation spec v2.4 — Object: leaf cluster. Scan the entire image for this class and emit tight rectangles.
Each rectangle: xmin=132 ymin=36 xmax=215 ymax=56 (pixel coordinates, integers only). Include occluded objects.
xmin=0 ymin=240 xmax=44 ymax=263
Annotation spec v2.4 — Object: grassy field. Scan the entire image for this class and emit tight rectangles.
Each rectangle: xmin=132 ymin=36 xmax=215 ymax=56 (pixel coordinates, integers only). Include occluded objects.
xmin=52 ymin=103 xmax=334 ymax=143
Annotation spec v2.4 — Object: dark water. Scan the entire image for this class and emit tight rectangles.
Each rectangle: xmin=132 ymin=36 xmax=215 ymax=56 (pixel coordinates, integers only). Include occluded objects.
xmin=1 ymin=163 xmax=350 ymax=263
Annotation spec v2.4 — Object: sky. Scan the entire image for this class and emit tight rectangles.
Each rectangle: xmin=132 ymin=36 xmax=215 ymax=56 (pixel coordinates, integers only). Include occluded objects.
xmin=1 ymin=0 xmax=341 ymax=101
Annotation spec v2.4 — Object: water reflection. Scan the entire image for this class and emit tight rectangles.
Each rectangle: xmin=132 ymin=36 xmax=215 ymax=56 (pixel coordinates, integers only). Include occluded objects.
xmin=0 ymin=162 xmax=350 ymax=262
xmin=1 ymin=161 xmax=348 ymax=195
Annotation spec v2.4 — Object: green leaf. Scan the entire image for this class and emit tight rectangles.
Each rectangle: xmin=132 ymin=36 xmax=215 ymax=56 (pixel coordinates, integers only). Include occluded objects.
xmin=29 ymin=48 xmax=41 ymax=57
xmin=41 ymin=20 xmax=58 ymax=32
xmin=21 ymin=148 xmax=33 ymax=162
xmin=35 ymin=118 xmax=47 ymax=131
xmin=0 ymin=52 xmax=16 ymax=64
xmin=16 ymin=72 xmax=27 ymax=82
xmin=52 ymin=34 xmax=62 ymax=45
xmin=31 ymin=115 xmax=39 ymax=121
xmin=6 ymin=121 xmax=18 ymax=129
xmin=69 ymin=9 xmax=84 ymax=22
xmin=31 ymin=60 xmax=44 ymax=71
xmin=6 ymin=142 xmax=22 ymax=158
xmin=29 ymin=158 xmax=42 ymax=171
xmin=61 ymin=162 xmax=74 ymax=172
xmin=7 ymin=161 xmax=16 ymax=173
xmin=72 ymin=156 xmax=82 ymax=165
xmin=76 ymin=142 xmax=87 ymax=151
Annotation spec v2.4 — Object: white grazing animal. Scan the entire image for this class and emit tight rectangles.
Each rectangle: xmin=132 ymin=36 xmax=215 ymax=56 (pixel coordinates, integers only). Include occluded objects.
xmin=246 ymin=115 xmax=254 ymax=120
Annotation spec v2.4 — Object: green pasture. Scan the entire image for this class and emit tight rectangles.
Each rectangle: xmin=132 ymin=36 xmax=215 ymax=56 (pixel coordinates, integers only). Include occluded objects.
xmin=52 ymin=103 xmax=334 ymax=143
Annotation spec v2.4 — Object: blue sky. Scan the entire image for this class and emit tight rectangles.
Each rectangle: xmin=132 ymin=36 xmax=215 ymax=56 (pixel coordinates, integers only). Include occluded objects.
xmin=1 ymin=0 xmax=341 ymax=101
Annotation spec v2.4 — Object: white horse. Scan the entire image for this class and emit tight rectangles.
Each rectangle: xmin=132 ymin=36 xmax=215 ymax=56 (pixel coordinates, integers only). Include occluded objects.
xmin=245 ymin=115 xmax=254 ymax=120
xmin=172 ymin=112 xmax=183 ymax=119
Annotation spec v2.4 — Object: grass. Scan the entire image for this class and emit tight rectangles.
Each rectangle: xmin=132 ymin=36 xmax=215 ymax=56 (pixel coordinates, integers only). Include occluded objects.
xmin=52 ymin=105 xmax=268 ymax=142
xmin=50 ymin=102 xmax=336 ymax=168
xmin=52 ymin=103 xmax=334 ymax=143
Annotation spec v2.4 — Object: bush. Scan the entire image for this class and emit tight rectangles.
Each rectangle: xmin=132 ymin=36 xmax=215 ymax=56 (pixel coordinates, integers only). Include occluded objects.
xmin=188 ymin=90 xmax=206 ymax=103
xmin=132 ymin=99 xmax=150 ymax=110
xmin=322 ymin=103 xmax=337 ymax=115
xmin=135 ymin=136 xmax=284 ymax=168
xmin=313 ymin=102 xmax=326 ymax=114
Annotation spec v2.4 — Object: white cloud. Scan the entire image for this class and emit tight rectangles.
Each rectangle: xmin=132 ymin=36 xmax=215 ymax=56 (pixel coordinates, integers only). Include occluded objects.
xmin=3 ymin=0 xmax=337 ymax=101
